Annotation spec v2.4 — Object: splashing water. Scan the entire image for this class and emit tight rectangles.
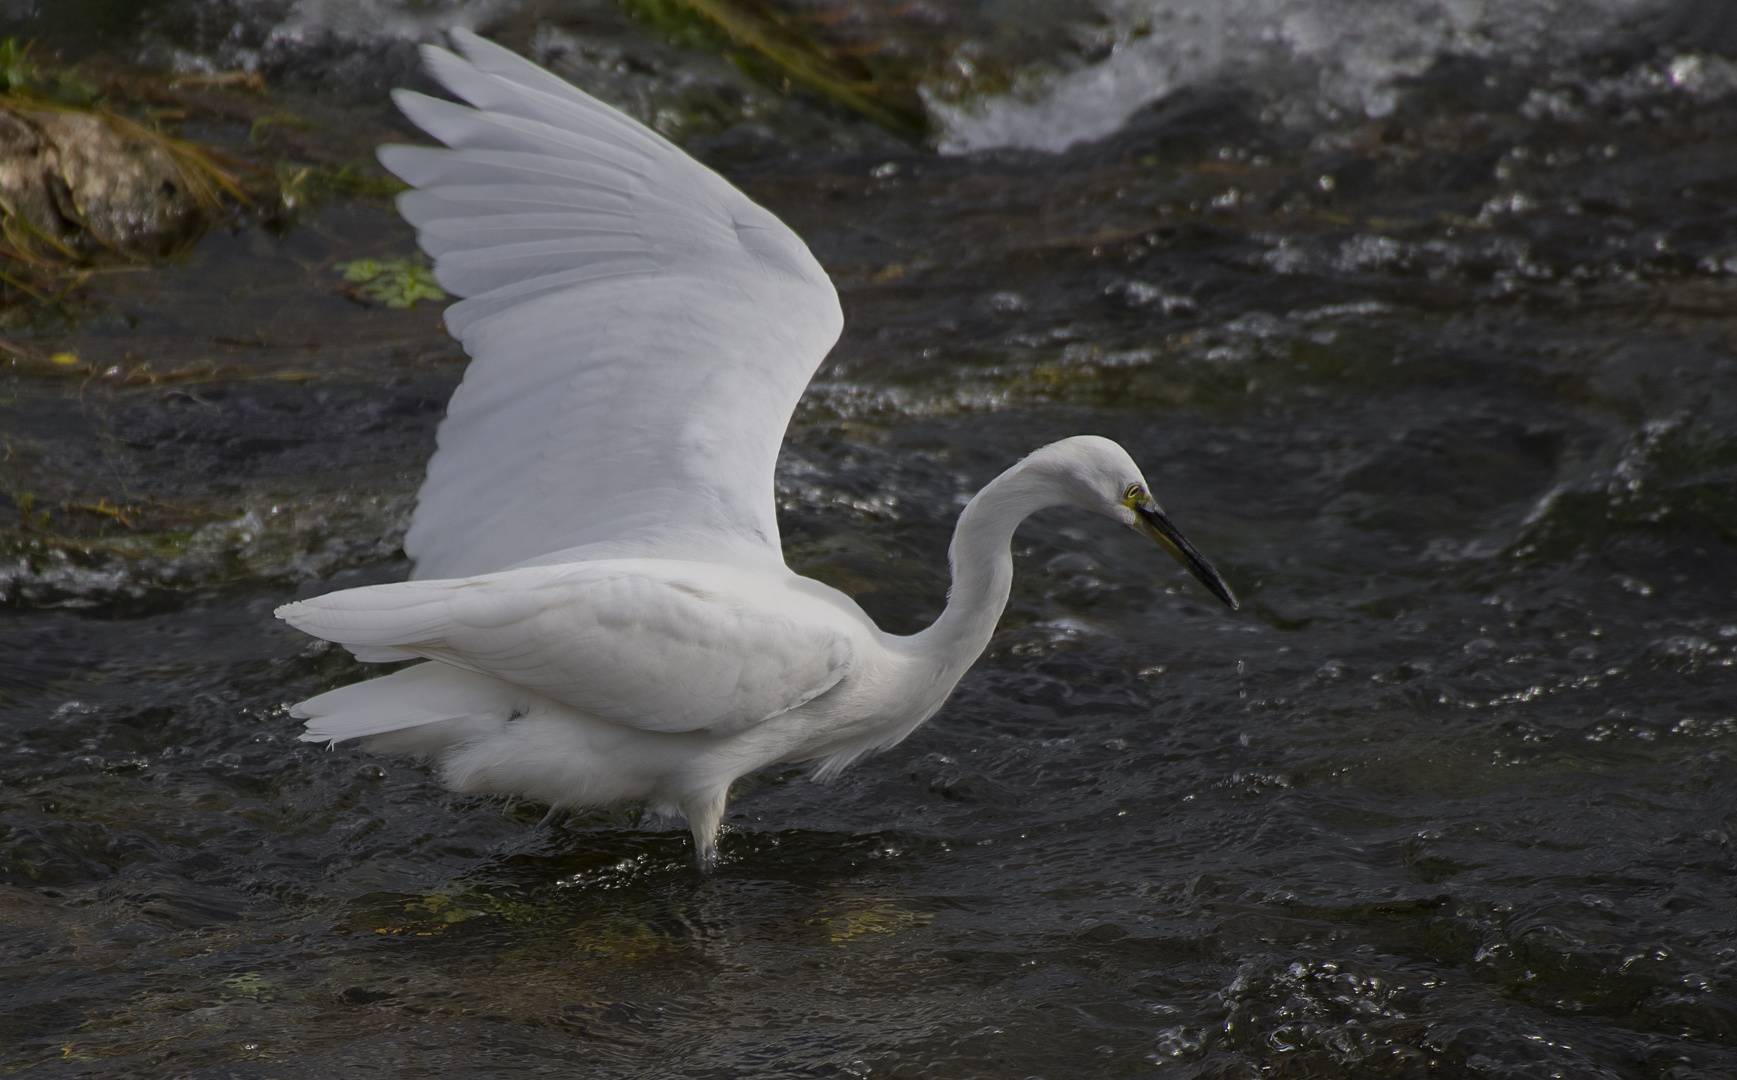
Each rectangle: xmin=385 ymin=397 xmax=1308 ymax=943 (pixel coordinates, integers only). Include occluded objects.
xmin=932 ymin=0 xmax=1679 ymax=152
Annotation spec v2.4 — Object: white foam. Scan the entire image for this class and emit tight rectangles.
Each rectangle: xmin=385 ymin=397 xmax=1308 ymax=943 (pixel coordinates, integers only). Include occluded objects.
xmin=933 ymin=0 xmax=1671 ymax=154
xmin=266 ymin=0 xmax=511 ymax=45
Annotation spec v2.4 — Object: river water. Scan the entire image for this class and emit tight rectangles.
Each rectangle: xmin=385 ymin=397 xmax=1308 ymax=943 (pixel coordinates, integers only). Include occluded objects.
xmin=3 ymin=1 xmax=1736 ymax=1076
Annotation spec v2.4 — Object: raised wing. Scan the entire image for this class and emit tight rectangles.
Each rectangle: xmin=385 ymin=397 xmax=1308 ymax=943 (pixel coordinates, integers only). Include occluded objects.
xmin=276 ymin=561 xmax=853 ymax=735
xmin=384 ymin=29 xmax=843 ymax=580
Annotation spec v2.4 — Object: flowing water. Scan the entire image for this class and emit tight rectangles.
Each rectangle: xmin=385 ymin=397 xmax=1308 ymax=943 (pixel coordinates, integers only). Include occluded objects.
xmin=3 ymin=1 xmax=1737 ymax=1076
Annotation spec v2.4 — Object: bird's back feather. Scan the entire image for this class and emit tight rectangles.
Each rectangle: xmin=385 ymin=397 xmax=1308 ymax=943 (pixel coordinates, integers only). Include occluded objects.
xmin=277 ymin=560 xmax=855 ymax=736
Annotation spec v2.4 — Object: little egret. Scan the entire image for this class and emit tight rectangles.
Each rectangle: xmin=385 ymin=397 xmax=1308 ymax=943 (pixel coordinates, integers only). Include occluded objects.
xmin=278 ymin=30 xmax=1238 ymax=866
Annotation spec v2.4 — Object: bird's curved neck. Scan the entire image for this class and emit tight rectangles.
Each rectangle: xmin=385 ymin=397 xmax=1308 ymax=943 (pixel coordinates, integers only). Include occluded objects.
xmin=908 ymin=466 xmax=1060 ymax=676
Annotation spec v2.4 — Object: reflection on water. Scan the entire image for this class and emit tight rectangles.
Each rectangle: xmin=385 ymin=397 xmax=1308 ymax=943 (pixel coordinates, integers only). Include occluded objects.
xmin=3 ymin=0 xmax=1737 ymax=1076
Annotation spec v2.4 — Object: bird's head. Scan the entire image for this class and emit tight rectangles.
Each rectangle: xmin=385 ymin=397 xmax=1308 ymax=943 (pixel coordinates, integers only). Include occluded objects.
xmin=1019 ymin=436 xmax=1239 ymax=611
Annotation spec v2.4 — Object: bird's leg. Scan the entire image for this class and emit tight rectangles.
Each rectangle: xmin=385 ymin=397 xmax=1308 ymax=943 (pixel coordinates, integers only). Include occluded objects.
xmin=683 ymin=790 xmax=728 ymax=873
xmin=537 ymin=804 xmax=564 ymax=828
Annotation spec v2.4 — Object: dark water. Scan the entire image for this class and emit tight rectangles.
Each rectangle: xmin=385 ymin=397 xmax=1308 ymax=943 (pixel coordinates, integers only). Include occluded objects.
xmin=4 ymin=2 xmax=1737 ymax=1076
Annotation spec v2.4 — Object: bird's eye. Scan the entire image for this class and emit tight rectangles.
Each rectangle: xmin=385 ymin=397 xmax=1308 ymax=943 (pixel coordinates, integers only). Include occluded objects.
xmin=1124 ymin=483 xmax=1143 ymax=502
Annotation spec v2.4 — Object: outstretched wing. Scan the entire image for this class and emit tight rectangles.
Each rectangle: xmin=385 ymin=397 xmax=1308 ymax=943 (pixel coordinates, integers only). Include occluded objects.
xmin=384 ymin=29 xmax=843 ymax=580
xmin=276 ymin=562 xmax=853 ymax=736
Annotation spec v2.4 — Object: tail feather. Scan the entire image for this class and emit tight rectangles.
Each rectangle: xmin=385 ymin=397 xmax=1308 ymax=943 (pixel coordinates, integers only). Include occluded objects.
xmin=276 ymin=581 xmax=458 ymax=654
xmin=295 ymin=661 xmax=523 ymax=746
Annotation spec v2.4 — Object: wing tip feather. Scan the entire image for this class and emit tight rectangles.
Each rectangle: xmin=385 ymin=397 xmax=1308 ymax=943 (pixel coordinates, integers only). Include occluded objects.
xmin=449 ymin=27 xmax=523 ymax=77
xmin=448 ymin=26 xmax=486 ymax=56
xmin=376 ymin=141 xmax=417 ymax=181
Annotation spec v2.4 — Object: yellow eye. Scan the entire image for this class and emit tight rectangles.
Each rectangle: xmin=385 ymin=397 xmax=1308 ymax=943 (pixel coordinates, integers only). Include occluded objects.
xmin=1124 ymin=483 xmax=1143 ymax=502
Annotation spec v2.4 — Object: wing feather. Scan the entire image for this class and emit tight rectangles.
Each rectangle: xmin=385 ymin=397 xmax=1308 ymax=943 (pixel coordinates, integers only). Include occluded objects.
xmin=396 ymin=187 xmax=632 ymax=222
xmin=378 ymin=145 xmax=645 ymax=195
xmin=387 ymin=30 xmax=841 ymax=578
xmin=421 ymin=39 xmax=668 ymax=157
xmin=392 ymin=90 xmax=655 ymax=170
xmin=416 ymin=219 xmax=641 ymax=259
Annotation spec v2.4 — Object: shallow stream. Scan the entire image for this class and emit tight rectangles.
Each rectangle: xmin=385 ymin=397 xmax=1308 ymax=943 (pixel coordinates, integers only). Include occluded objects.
xmin=3 ymin=1 xmax=1736 ymax=1076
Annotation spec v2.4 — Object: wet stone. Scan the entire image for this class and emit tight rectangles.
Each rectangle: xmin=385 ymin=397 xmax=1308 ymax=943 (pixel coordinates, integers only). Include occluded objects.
xmin=0 ymin=106 xmax=205 ymax=252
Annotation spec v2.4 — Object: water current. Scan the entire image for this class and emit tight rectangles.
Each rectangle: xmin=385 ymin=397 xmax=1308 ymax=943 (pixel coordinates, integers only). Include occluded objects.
xmin=2 ymin=0 xmax=1736 ymax=1076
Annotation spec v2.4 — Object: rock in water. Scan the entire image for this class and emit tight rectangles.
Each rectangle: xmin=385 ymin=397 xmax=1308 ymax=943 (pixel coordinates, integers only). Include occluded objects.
xmin=0 ymin=106 xmax=206 ymax=253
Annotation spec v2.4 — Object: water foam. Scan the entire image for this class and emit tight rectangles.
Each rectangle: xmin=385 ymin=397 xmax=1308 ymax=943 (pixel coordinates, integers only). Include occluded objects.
xmin=138 ymin=0 xmax=513 ymax=78
xmin=932 ymin=0 xmax=1673 ymax=153
xmin=264 ymin=0 xmax=514 ymax=47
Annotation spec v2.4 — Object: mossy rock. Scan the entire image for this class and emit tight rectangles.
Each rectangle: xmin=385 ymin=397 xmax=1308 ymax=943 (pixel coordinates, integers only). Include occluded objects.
xmin=0 ymin=101 xmax=241 ymax=257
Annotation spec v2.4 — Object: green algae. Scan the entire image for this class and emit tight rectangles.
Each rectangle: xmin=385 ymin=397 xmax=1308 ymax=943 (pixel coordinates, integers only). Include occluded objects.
xmin=618 ymin=0 xmax=928 ymax=138
xmin=335 ymin=258 xmax=445 ymax=310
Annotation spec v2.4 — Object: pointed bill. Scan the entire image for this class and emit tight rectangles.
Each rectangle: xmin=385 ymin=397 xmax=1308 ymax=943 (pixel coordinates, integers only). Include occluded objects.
xmin=1133 ymin=503 xmax=1239 ymax=611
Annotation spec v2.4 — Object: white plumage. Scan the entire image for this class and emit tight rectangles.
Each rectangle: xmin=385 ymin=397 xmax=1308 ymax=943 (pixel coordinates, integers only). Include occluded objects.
xmin=278 ymin=30 xmax=1237 ymax=866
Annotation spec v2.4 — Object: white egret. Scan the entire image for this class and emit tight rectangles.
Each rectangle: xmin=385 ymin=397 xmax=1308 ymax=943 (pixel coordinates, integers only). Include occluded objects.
xmin=278 ymin=30 xmax=1238 ymax=866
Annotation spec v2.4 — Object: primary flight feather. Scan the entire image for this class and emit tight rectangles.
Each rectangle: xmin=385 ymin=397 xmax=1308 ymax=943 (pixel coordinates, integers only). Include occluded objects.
xmin=278 ymin=29 xmax=1238 ymax=866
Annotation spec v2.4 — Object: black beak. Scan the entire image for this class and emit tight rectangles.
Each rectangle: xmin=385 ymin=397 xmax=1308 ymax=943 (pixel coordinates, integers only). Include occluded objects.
xmin=1133 ymin=503 xmax=1239 ymax=611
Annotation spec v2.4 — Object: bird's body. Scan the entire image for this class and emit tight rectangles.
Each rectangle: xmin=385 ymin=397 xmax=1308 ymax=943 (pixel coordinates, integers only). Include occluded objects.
xmin=279 ymin=31 xmax=1237 ymax=865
